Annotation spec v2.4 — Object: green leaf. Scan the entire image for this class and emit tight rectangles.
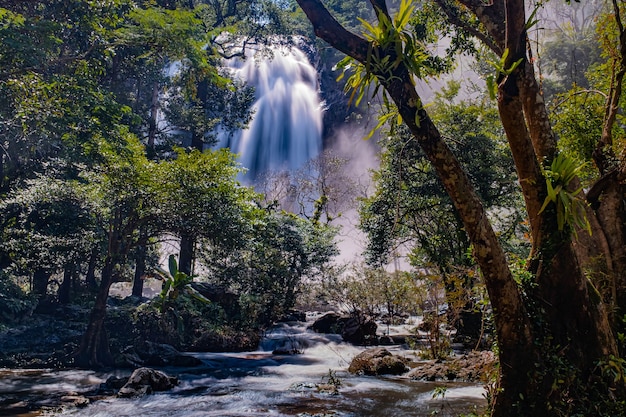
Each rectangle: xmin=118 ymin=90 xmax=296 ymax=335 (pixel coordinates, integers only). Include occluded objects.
xmin=168 ymin=254 xmax=178 ymax=277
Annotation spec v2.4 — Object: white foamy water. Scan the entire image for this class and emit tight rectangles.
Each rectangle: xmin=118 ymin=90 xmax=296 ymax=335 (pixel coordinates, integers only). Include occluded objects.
xmin=4 ymin=317 xmax=485 ymax=417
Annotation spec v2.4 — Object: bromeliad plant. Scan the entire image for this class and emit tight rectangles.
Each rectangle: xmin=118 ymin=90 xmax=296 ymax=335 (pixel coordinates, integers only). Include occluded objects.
xmin=538 ymin=153 xmax=591 ymax=235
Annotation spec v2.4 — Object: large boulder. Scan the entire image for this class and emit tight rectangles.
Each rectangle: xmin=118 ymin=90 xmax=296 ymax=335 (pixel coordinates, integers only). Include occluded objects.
xmin=117 ymin=368 xmax=178 ymax=398
xmin=348 ymin=347 xmax=408 ymax=376
xmin=308 ymin=312 xmax=347 ymax=334
xmin=341 ymin=316 xmax=377 ymax=345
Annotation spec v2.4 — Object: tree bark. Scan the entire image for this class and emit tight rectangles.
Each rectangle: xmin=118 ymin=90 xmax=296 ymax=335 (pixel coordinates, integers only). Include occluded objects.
xmin=178 ymin=233 xmax=195 ymax=276
xmin=132 ymin=243 xmax=147 ymax=298
xmin=73 ymin=253 xmax=116 ymax=368
xmin=32 ymin=268 xmax=50 ymax=298
xmin=85 ymin=246 xmax=99 ymax=290
xmin=58 ymin=265 xmax=73 ymax=305
xmin=295 ymin=0 xmax=623 ymax=414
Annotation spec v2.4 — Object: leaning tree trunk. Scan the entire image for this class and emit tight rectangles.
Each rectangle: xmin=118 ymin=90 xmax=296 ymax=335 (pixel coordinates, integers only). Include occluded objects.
xmin=295 ymin=0 xmax=622 ymax=415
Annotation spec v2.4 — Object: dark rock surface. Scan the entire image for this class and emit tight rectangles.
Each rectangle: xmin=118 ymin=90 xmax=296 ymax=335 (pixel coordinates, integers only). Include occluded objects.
xmin=119 ymin=341 xmax=203 ymax=368
xmin=117 ymin=367 xmax=179 ymax=398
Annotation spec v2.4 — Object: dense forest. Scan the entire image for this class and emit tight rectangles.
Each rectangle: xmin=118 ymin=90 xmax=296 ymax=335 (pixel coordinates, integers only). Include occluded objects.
xmin=1 ymin=0 xmax=626 ymax=416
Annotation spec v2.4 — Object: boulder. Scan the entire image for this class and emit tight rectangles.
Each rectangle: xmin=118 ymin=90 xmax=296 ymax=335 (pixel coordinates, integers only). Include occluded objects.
xmin=348 ymin=347 xmax=408 ymax=376
xmin=341 ymin=316 xmax=377 ymax=345
xmin=121 ymin=341 xmax=202 ymax=367
xmin=308 ymin=312 xmax=346 ymax=334
xmin=408 ymin=350 xmax=496 ymax=382
xmin=117 ymin=368 xmax=178 ymax=398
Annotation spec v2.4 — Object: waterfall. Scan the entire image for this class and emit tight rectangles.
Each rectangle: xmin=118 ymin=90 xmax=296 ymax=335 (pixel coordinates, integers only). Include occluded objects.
xmin=216 ymin=44 xmax=324 ymax=179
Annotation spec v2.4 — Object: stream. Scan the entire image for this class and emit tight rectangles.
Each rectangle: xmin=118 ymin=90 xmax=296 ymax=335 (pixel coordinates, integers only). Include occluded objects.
xmin=1 ymin=316 xmax=486 ymax=417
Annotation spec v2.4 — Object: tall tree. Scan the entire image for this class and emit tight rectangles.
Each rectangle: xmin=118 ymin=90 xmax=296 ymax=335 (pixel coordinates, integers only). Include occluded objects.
xmin=295 ymin=0 xmax=625 ymax=415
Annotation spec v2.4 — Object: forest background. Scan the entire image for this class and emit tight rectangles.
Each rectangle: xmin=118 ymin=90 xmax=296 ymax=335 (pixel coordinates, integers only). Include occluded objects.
xmin=0 ymin=0 xmax=625 ymax=416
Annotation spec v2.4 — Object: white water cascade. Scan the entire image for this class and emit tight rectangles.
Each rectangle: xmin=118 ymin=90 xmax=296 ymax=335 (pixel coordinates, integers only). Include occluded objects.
xmin=6 ymin=316 xmax=485 ymax=417
xmin=216 ymin=44 xmax=324 ymax=178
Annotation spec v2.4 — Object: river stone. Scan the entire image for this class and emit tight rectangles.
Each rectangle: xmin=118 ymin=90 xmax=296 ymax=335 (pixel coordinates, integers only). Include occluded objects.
xmin=60 ymin=395 xmax=89 ymax=407
xmin=348 ymin=347 xmax=408 ymax=376
xmin=121 ymin=341 xmax=202 ymax=367
xmin=117 ymin=368 xmax=178 ymax=398
xmin=308 ymin=312 xmax=346 ymax=334
xmin=341 ymin=316 xmax=377 ymax=345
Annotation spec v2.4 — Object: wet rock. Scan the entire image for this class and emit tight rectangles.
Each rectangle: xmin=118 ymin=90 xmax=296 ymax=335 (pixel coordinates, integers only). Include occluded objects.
xmin=348 ymin=347 xmax=408 ymax=376
xmin=408 ymin=350 xmax=496 ymax=382
xmin=341 ymin=316 xmax=377 ymax=345
xmin=120 ymin=341 xmax=202 ymax=367
xmin=117 ymin=368 xmax=178 ymax=398
xmin=60 ymin=395 xmax=89 ymax=407
xmin=377 ymin=335 xmax=395 ymax=346
xmin=308 ymin=312 xmax=346 ymax=334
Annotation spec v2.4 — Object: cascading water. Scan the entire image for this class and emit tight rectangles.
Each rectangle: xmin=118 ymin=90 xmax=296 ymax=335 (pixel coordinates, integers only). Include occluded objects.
xmin=216 ymin=44 xmax=324 ymax=179
xmin=3 ymin=316 xmax=486 ymax=417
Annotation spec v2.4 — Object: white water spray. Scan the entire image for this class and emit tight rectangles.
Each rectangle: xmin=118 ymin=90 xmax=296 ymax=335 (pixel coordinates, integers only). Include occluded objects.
xmin=216 ymin=45 xmax=324 ymax=178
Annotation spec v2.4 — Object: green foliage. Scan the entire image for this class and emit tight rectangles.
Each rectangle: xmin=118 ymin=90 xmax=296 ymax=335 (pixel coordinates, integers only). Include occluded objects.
xmin=203 ymin=209 xmax=338 ymax=326
xmin=328 ymin=263 xmax=421 ymax=323
xmin=360 ymin=95 xmax=526 ymax=269
xmin=538 ymin=153 xmax=591 ymax=235
xmin=335 ymin=0 xmax=450 ymax=126
xmin=156 ymin=255 xmax=192 ymax=305
xmin=0 ymin=272 xmax=36 ymax=324
xmin=0 ymin=176 xmax=98 ymax=275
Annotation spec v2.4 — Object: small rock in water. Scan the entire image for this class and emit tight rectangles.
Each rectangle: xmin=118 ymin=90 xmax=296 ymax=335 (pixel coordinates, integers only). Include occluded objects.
xmin=117 ymin=367 xmax=178 ymax=398
xmin=60 ymin=395 xmax=89 ymax=407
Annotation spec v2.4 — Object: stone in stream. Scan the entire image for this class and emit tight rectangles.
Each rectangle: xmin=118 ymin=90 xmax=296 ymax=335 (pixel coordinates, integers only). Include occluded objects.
xmin=309 ymin=312 xmax=378 ymax=345
xmin=117 ymin=368 xmax=179 ymax=398
xmin=348 ymin=347 xmax=409 ymax=376
xmin=120 ymin=341 xmax=202 ymax=367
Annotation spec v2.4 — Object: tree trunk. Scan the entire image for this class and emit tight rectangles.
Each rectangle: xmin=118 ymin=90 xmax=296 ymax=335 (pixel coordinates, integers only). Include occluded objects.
xmin=32 ymin=268 xmax=50 ymax=297
xmin=58 ymin=265 xmax=73 ymax=305
xmin=178 ymin=234 xmax=195 ymax=276
xmin=85 ymin=246 xmax=99 ymax=290
xmin=295 ymin=0 xmax=623 ymax=414
xmin=74 ymin=253 xmax=115 ymax=368
xmin=132 ymin=243 xmax=147 ymax=298
xmin=147 ymin=81 xmax=159 ymax=151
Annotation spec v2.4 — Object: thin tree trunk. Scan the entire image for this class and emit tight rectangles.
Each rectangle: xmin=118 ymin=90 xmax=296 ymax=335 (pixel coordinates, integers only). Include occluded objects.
xmin=85 ymin=246 xmax=99 ymax=290
xmin=147 ymin=81 xmax=159 ymax=151
xmin=32 ymin=268 xmax=50 ymax=298
xmin=132 ymin=243 xmax=147 ymax=298
xmin=58 ymin=265 xmax=73 ymax=305
xmin=178 ymin=234 xmax=194 ymax=276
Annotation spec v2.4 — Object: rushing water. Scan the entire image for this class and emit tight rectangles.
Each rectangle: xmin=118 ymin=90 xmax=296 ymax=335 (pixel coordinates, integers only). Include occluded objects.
xmin=215 ymin=44 xmax=324 ymax=178
xmin=1 ymin=317 xmax=485 ymax=417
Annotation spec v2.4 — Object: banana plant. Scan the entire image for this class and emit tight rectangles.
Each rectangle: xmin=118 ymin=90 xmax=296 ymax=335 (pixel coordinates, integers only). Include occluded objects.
xmin=154 ymin=254 xmax=209 ymax=312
